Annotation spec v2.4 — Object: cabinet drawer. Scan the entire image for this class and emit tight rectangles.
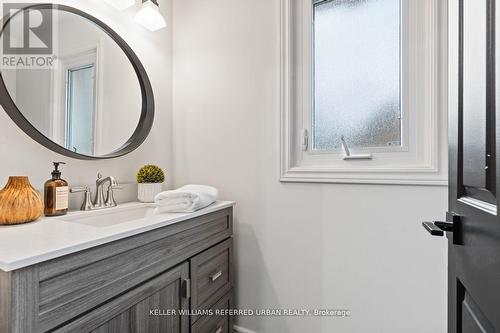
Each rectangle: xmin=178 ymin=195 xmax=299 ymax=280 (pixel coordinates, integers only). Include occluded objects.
xmin=191 ymin=291 xmax=233 ymax=333
xmin=38 ymin=209 xmax=232 ymax=332
xmin=190 ymin=238 xmax=233 ymax=323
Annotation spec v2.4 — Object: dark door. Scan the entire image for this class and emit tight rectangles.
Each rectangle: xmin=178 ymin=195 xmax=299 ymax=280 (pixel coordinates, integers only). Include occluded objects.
xmin=423 ymin=0 xmax=500 ymax=332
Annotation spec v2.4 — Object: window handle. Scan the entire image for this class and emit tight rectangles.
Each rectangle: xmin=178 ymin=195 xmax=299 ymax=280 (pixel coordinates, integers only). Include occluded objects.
xmin=341 ymin=136 xmax=372 ymax=160
xmin=302 ymin=129 xmax=309 ymax=151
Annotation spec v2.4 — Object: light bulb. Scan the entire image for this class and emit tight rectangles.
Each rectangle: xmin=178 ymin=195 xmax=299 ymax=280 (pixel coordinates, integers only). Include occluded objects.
xmin=134 ymin=0 xmax=167 ymax=32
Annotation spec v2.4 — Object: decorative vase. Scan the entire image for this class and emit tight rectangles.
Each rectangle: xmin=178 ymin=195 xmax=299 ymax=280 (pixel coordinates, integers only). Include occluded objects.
xmin=138 ymin=183 xmax=163 ymax=203
xmin=0 ymin=176 xmax=43 ymax=225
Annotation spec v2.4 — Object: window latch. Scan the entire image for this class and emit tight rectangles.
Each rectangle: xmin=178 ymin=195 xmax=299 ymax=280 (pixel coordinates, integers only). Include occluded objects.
xmin=341 ymin=136 xmax=372 ymax=160
xmin=302 ymin=129 xmax=309 ymax=151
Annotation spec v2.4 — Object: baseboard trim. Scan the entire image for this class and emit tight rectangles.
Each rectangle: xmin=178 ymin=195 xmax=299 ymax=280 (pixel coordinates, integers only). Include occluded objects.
xmin=234 ymin=324 xmax=259 ymax=333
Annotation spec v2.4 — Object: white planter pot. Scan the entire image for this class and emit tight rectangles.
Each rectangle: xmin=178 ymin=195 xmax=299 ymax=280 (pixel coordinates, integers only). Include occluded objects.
xmin=138 ymin=183 xmax=163 ymax=203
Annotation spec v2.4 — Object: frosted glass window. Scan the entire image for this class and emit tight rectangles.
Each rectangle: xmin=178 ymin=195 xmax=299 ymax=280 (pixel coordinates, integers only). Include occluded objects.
xmin=313 ymin=0 xmax=401 ymax=150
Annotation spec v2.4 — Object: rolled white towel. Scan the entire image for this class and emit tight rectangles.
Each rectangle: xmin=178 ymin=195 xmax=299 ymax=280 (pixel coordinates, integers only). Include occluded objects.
xmin=154 ymin=185 xmax=219 ymax=213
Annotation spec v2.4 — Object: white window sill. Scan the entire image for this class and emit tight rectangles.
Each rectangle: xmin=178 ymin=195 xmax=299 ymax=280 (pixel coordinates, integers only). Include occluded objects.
xmin=280 ymin=169 xmax=448 ymax=186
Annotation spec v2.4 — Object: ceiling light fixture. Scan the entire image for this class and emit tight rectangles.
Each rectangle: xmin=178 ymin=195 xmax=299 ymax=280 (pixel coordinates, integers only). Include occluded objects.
xmin=134 ymin=0 xmax=167 ymax=32
xmin=104 ymin=0 xmax=135 ymax=11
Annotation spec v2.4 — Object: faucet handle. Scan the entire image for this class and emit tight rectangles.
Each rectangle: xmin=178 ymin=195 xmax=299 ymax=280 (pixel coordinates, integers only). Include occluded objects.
xmin=105 ymin=184 xmax=123 ymax=207
xmin=70 ymin=187 xmax=93 ymax=211
xmin=70 ymin=186 xmax=90 ymax=193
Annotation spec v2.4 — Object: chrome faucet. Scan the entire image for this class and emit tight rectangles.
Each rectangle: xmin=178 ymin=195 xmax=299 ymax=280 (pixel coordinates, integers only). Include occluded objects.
xmin=95 ymin=173 xmax=118 ymax=208
xmin=71 ymin=173 xmax=122 ymax=211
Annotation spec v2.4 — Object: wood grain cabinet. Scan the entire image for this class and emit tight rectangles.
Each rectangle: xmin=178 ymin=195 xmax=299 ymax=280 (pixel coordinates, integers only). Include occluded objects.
xmin=191 ymin=292 xmax=233 ymax=333
xmin=0 ymin=207 xmax=234 ymax=333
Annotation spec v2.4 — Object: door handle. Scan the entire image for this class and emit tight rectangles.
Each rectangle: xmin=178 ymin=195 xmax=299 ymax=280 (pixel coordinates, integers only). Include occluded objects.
xmin=183 ymin=279 xmax=191 ymax=299
xmin=422 ymin=212 xmax=463 ymax=245
xmin=422 ymin=221 xmax=454 ymax=236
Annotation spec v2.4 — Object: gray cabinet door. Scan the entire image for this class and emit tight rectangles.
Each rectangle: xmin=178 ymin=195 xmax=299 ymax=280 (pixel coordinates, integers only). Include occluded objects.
xmin=55 ymin=263 xmax=189 ymax=333
xmin=90 ymin=281 xmax=185 ymax=333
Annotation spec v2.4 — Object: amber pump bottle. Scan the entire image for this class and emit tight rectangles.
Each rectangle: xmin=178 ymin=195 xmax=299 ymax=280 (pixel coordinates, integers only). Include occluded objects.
xmin=44 ymin=162 xmax=69 ymax=217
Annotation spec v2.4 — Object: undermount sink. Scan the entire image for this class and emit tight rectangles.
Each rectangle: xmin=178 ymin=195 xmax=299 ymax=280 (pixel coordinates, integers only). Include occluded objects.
xmin=60 ymin=204 xmax=157 ymax=228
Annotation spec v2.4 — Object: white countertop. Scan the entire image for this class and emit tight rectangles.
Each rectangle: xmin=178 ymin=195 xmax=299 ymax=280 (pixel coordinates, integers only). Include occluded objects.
xmin=0 ymin=201 xmax=235 ymax=272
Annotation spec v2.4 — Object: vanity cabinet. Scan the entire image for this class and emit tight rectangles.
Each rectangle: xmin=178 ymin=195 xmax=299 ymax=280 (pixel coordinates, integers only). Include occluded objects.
xmin=0 ymin=207 xmax=234 ymax=333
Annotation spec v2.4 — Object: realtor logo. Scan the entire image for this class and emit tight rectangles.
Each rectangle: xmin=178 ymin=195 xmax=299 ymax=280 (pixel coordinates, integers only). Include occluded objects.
xmin=1 ymin=3 xmax=55 ymax=68
xmin=3 ymin=3 xmax=53 ymax=55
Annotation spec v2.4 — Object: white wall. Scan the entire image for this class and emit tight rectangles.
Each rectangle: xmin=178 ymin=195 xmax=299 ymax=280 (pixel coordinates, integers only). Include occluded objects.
xmin=172 ymin=1 xmax=448 ymax=332
xmin=14 ymin=69 xmax=52 ymax=134
xmin=0 ymin=0 xmax=173 ymax=203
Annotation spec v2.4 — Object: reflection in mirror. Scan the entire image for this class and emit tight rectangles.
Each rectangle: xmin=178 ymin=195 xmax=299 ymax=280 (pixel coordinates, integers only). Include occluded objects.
xmin=67 ymin=63 xmax=96 ymax=155
xmin=1 ymin=7 xmax=144 ymax=157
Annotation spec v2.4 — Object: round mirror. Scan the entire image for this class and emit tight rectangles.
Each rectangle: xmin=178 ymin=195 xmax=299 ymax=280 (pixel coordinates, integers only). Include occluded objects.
xmin=0 ymin=4 xmax=154 ymax=159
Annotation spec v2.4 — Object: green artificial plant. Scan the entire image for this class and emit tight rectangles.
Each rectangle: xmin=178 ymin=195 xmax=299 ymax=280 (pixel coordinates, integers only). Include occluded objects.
xmin=136 ymin=165 xmax=166 ymax=184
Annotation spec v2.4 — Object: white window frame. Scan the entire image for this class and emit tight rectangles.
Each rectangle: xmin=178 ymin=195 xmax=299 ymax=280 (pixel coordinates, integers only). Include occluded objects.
xmin=280 ymin=0 xmax=448 ymax=185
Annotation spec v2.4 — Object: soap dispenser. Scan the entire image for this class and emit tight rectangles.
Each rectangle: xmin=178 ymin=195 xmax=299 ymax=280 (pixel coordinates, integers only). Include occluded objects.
xmin=44 ymin=162 xmax=69 ymax=217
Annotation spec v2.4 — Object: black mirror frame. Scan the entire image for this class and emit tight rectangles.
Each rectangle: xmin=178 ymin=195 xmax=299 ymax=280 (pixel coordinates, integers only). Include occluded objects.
xmin=0 ymin=4 xmax=155 ymax=160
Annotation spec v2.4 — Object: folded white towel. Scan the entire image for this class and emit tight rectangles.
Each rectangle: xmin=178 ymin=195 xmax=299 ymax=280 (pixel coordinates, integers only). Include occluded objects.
xmin=154 ymin=185 xmax=219 ymax=213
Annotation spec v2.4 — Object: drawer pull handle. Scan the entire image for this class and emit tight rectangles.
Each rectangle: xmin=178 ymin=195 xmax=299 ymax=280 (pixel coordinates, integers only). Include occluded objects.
xmin=214 ymin=327 xmax=223 ymax=333
xmin=210 ymin=271 xmax=223 ymax=282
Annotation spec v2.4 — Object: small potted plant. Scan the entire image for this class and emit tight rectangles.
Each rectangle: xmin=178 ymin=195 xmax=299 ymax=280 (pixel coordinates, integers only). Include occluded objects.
xmin=136 ymin=165 xmax=165 ymax=203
